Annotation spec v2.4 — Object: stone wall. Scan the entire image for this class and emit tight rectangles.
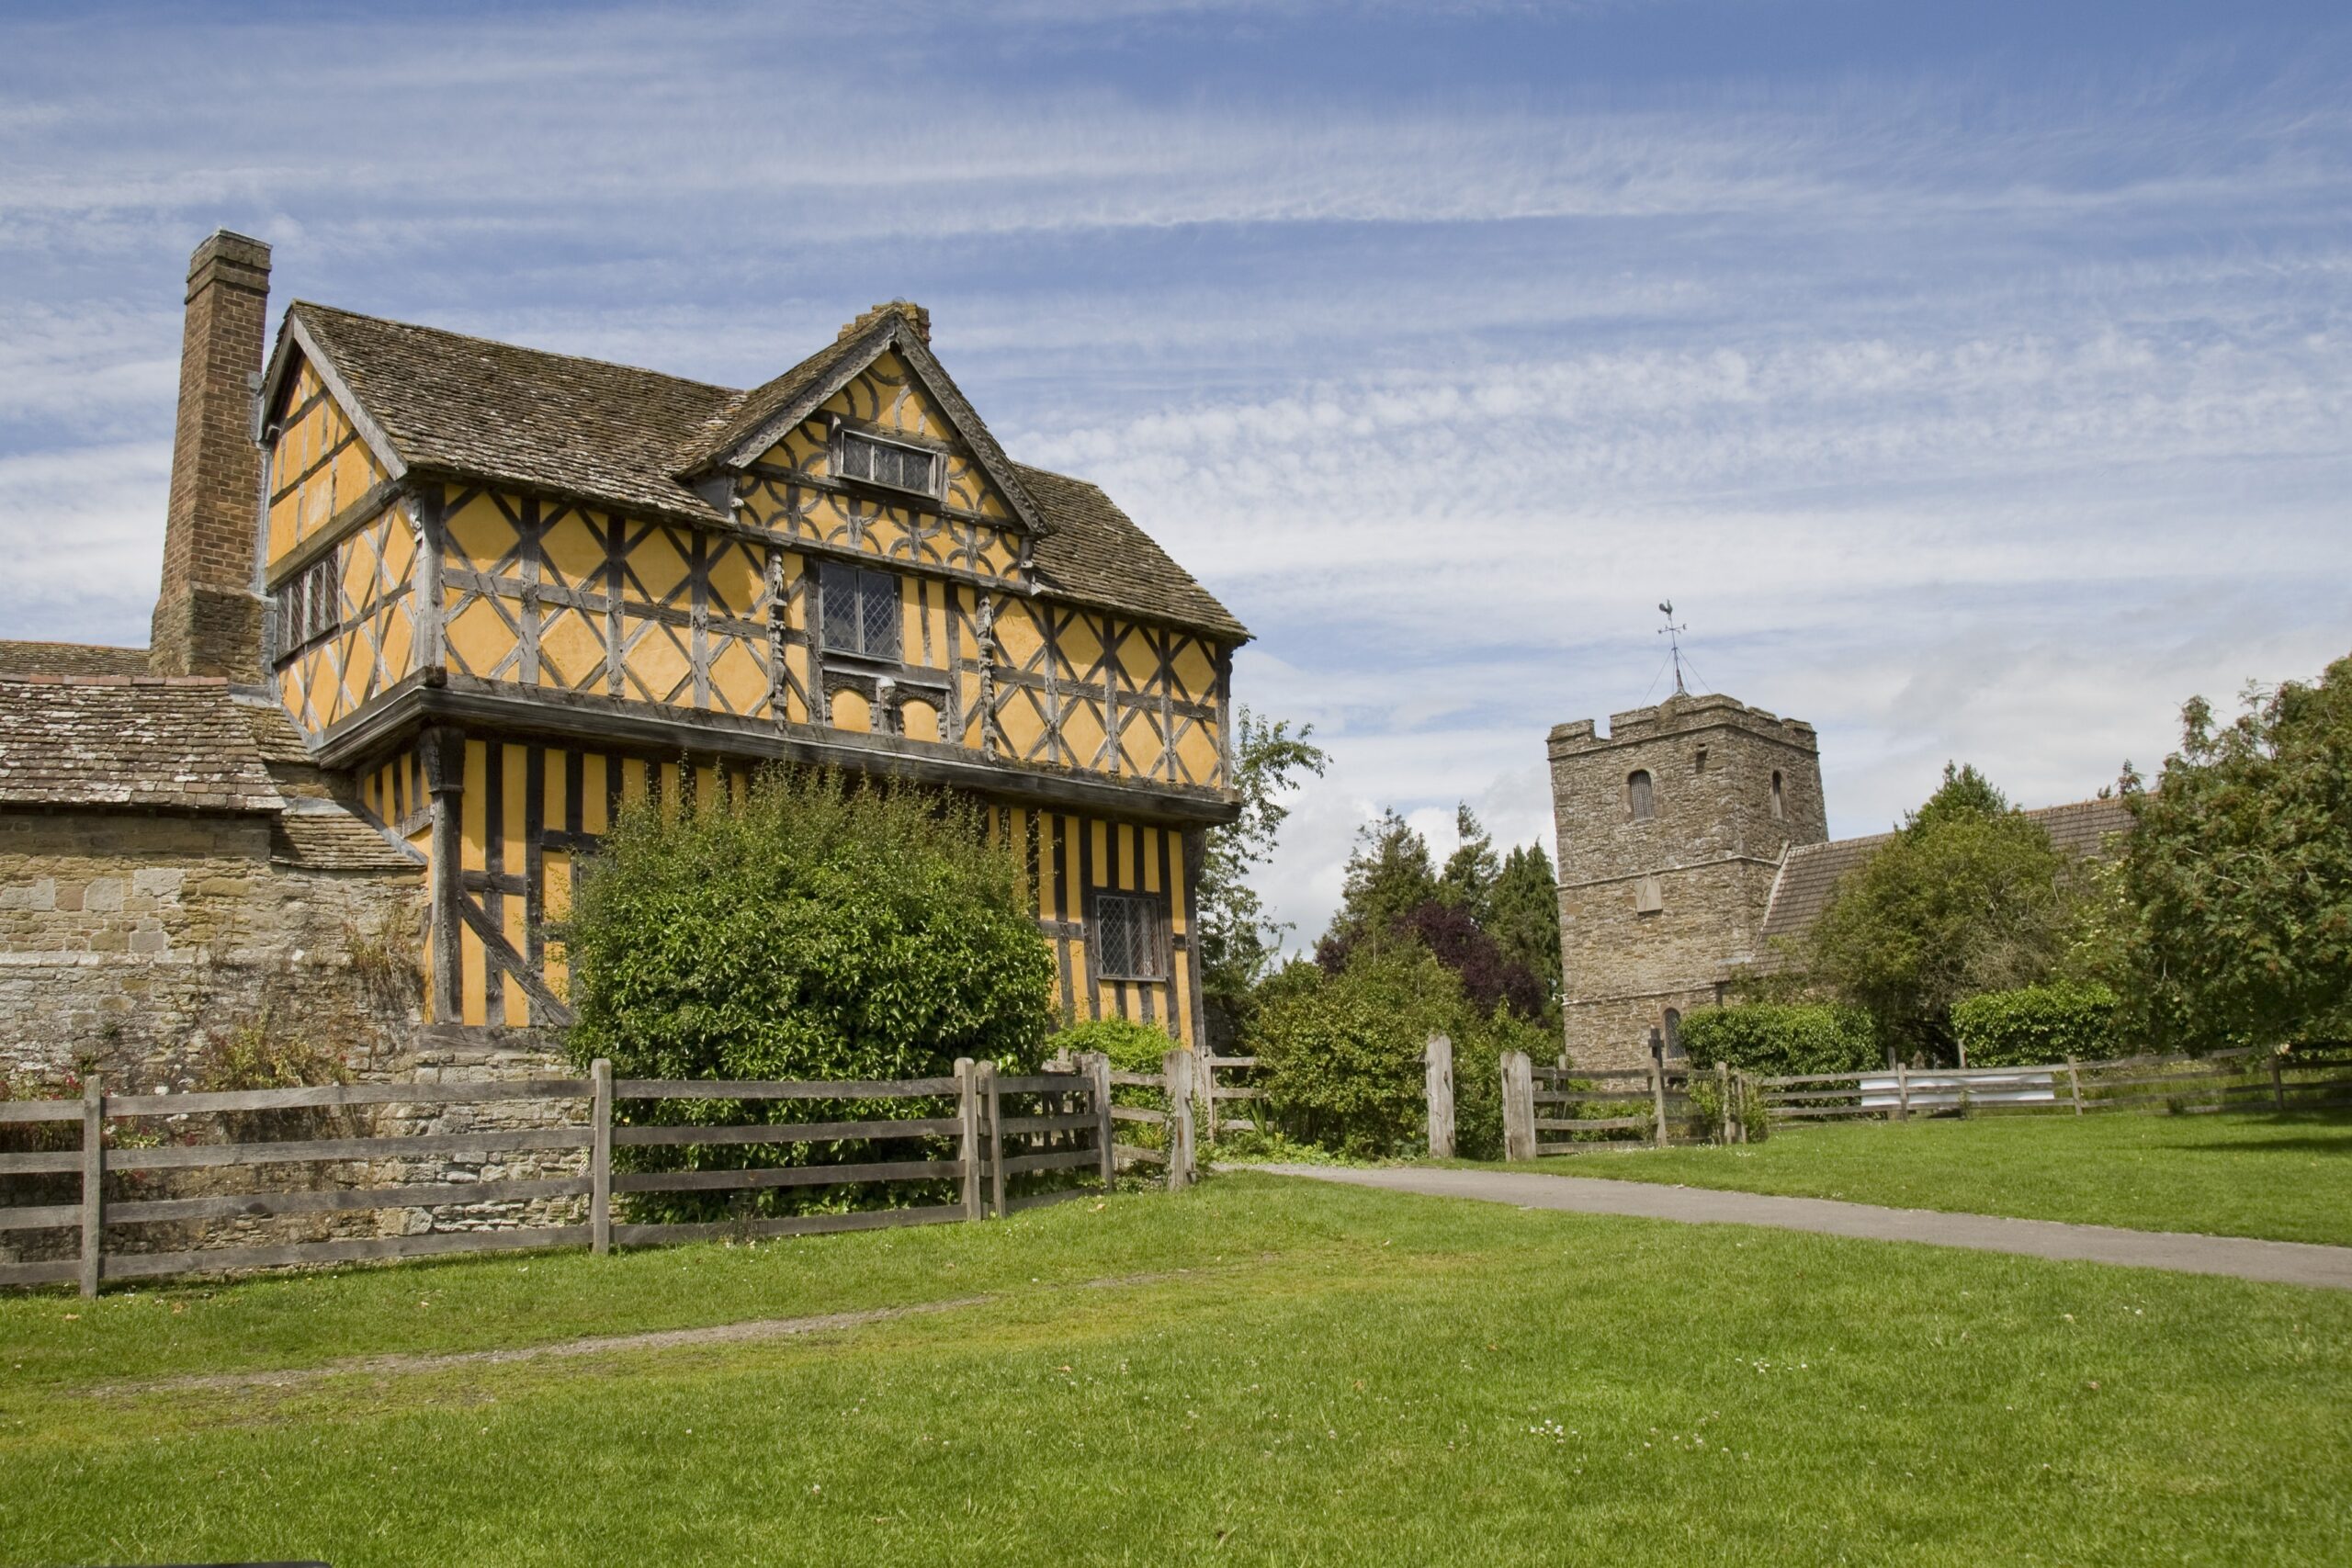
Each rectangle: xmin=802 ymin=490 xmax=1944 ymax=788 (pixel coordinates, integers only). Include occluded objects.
xmin=0 ymin=808 xmax=419 ymax=1088
xmin=1548 ymin=693 xmax=1828 ymax=1070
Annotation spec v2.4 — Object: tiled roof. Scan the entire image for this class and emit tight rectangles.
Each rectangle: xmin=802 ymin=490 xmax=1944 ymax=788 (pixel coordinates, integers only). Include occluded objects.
xmin=0 ymin=676 xmax=284 ymax=812
xmin=287 ymin=303 xmax=1245 ymax=640
xmin=272 ymin=808 xmax=422 ymax=873
xmin=0 ymin=676 xmax=418 ymax=872
xmin=0 ymin=641 xmax=152 ymax=677
xmin=1016 ymin=464 xmax=1250 ymax=641
xmin=1756 ymin=796 xmax=2136 ymax=964
xmin=292 ymin=303 xmax=740 ymax=522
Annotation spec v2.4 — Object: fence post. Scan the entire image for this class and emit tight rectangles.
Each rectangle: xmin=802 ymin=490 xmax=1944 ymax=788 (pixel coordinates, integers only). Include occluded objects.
xmin=1894 ymin=1060 xmax=1910 ymax=1122
xmin=1500 ymin=1050 xmax=1536 ymax=1161
xmin=1083 ymin=1052 xmax=1116 ymax=1191
xmin=955 ymin=1058 xmax=983 ymax=1220
xmin=981 ymin=1060 xmax=1006 ymax=1218
xmin=79 ymin=1074 xmax=104 ymax=1300
xmin=1715 ymin=1061 xmax=1732 ymax=1145
xmin=1199 ymin=1052 xmax=1220 ymax=1144
xmin=2066 ymin=1056 xmax=2085 ymax=1116
xmin=1648 ymin=1035 xmax=1669 ymax=1148
xmin=1164 ymin=1050 xmax=1197 ymax=1190
xmin=1424 ymin=1033 xmax=1455 ymax=1159
xmin=590 ymin=1058 xmax=612 ymax=1256
xmin=2270 ymin=1051 xmax=2286 ymax=1111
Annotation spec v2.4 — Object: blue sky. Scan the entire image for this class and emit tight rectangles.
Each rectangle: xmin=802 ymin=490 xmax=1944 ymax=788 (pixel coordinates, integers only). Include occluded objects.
xmin=3 ymin=0 xmax=2347 ymax=944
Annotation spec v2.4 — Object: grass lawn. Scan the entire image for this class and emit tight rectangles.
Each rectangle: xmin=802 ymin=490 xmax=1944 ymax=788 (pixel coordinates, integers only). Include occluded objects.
xmin=1461 ymin=1110 xmax=2352 ymax=1247
xmin=5 ymin=1173 xmax=2348 ymax=1566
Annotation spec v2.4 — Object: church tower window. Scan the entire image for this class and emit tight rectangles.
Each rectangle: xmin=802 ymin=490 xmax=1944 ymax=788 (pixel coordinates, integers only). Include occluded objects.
xmin=1627 ymin=769 xmax=1655 ymax=820
xmin=1770 ymin=770 xmax=1786 ymax=820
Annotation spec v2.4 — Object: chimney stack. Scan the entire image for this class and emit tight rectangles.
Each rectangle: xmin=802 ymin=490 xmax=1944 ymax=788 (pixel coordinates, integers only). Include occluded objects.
xmin=150 ymin=230 xmax=271 ymax=678
xmin=837 ymin=299 xmax=930 ymax=346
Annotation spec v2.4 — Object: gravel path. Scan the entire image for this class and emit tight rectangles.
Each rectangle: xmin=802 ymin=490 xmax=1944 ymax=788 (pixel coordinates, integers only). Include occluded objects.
xmin=1255 ymin=1164 xmax=2352 ymax=1292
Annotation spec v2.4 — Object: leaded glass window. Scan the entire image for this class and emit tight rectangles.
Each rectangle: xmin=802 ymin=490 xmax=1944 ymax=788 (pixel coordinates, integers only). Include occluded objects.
xmin=820 ymin=562 xmax=901 ymax=662
xmin=1091 ymin=891 xmax=1168 ymax=982
xmin=836 ymin=430 xmax=939 ymax=497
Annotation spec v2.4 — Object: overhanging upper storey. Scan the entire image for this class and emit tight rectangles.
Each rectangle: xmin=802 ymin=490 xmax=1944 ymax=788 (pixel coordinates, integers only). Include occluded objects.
xmin=251 ymin=299 xmax=1249 ymax=821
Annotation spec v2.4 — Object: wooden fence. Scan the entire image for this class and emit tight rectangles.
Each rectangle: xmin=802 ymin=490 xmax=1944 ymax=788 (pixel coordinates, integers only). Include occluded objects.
xmin=1500 ymin=1044 xmax=2350 ymax=1156
xmin=1748 ymin=1045 xmax=2352 ymax=1123
xmin=1199 ymin=1053 xmax=1265 ymax=1140
xmin=0 ymin=1050 xmax=1200 ymax=1298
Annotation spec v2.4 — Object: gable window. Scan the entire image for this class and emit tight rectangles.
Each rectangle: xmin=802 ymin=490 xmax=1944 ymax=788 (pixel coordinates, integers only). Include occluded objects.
xmin=272 ymin=557 xmax=338 ymax=661
xmin=835 ymin=429 xmax=940 ymax=499
xmin=1627 ymin=769 xmax=1655 ymax=820
xmin=820 ymin=562 xmax=901 ymax=662
xmin=1091 ymin=891 xmax=1169 ymax=982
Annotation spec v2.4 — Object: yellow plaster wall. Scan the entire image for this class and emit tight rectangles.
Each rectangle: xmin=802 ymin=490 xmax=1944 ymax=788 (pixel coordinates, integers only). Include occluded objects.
xmin=266 ymin=359 xmax=390 ymax=570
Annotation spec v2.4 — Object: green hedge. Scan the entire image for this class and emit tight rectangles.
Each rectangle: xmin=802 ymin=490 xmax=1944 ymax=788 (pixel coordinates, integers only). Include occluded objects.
xmin=1679 ymin=1003 xmax=1877 ymax=1077
xmin=1045 ymin=1018 xmax=1182 ymax=1072
xmin=1950 ymin=983 xmax=2124 ymax=1067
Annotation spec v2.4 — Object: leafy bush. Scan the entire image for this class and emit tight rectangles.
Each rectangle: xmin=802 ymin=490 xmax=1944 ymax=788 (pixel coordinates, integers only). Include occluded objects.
xmin=565 ymin=768 xmax=1056 ymax=1219
xmin=1679 ymin=1003 xmax=1878 ymax=1077
xmin=1247 ymin=946 xmax=1547 ymax=1160
xmin=1950 ymin=982 xmax=2125 ymax=1066
xmin=1045 ymin=1018 xmax=1181 ymax=1072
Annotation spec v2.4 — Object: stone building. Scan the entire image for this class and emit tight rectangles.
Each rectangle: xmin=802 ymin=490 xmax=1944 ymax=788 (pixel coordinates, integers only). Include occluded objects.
xmin=1548 ymin=693 xmax=1827 ymax=1069
xmin=1547 ymin=690 xmax=2129 ymax=1070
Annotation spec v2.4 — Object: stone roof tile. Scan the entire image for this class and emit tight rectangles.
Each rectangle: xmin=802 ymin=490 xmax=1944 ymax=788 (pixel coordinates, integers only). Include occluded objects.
xmin=0 ymin=677 xmax=281 ymax=812
xmin=0 ymin=641 xmax=153 ymax=677
xmin=288 ymin=303 xmax=1245 ymax=641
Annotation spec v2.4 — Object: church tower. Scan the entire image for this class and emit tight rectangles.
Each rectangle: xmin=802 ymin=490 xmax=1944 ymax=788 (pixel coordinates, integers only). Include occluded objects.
xmin=1546 ymin=692 xmax=1827 ymax=1070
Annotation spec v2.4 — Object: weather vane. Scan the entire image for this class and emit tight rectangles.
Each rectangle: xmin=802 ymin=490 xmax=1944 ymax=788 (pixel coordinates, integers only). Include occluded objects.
xmin=1657 ymin=600 xmax=1688 ymax=695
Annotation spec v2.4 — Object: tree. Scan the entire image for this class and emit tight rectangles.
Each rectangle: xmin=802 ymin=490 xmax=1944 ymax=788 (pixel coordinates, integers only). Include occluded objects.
xmin=1488 ymin=841 xmax=1563 ymax=1012
xmin=1194 ymin=708 xmax=1328 ymax=1034
xmin=1806 ymin=762 xmax=2075 ymax=1063
xmin=1438 ymin=804 xmax=1500 ymax=924
xmin=1322 ymin=808 xmax=1441 ymax=950
xmin=2100 ymin=655 xmax=2352 ymax=1052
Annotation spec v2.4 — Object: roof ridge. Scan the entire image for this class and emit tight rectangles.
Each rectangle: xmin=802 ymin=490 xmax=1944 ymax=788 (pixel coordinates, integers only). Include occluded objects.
xmin=0 ymin=673 xmax=227 ymax=688
xmin=292 ymin=300 xmax=745 ymax=398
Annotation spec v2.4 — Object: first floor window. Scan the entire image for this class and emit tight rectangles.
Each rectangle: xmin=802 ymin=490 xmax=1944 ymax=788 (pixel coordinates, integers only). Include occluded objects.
xmin=835 ymin=429 xmax=940 ymax=498
xmin=274 ymin=557 xmax=338 ymax=660
xmin=820 ymin=561 xmax=901 ymax=661
xmin=1091 ymin=891 xmax=1169 ymax=982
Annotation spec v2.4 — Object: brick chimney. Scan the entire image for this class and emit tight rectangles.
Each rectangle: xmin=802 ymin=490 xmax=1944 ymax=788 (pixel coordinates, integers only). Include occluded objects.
xmin=837 ymin=299 xmax=930 ymax=345
xmin=149 ymin=230 xmax=271 ymax=678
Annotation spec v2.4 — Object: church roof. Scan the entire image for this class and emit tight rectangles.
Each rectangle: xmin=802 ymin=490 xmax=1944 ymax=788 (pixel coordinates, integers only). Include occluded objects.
xmin=282 ymin=302 xmax=1247 ymax=642
xmin=1755 ymin=795 xmax=2133 ymax=965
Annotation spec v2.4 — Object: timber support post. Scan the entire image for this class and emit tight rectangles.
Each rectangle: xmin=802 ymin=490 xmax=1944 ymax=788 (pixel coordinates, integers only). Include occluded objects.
xmin=2271 ymin=1051 xmax=2287 ymax=1112
xmin=420 ymin=724 xmax=467 ymax=1025
xmin=1424 ymin=1033 xmax=1455 ymax=1159
xmin=1164 ymin=1049 xmax=1197 ymax=1190
xmin=2066 ymin=1056 xmax=2085 ymax=1116
xmin=79 ymin=1074 xmax=104 ymax=1299
xmin=1895 ymin=1060 xmax=1910 ymax=1122
xmin=590 ymin=1058 xmax=612 ymax=1255
xmin=1084 ymin=1052 xmax=1116 ymax=1190
xmin=1500 ymin=1050 xmax=1536 ymax=1162
xmin=1716 ymin=1061 xmax=1733 ymax=1145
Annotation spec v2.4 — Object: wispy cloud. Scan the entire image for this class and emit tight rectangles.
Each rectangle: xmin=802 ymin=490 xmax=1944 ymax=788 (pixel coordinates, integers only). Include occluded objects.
xmin=1 ymin=0 xmax=2346 ymax=942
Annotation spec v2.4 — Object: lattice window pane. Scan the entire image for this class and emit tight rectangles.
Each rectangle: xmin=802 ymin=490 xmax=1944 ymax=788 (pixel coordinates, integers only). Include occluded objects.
xmin=860 ymin=573 xmax=899 ymax=659
xmin=820 ymin=562 xmax=862 ymax=651
xmin=1092 ymin=893 xmax=1166 ymax=981
xmin=840 ymin=431 xmax=933 ymax=497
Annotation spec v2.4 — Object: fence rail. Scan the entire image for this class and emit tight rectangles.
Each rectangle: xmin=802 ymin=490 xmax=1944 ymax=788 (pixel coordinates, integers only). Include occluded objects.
xmin=1 ymin=1049 xmax=1202 ymax=1297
